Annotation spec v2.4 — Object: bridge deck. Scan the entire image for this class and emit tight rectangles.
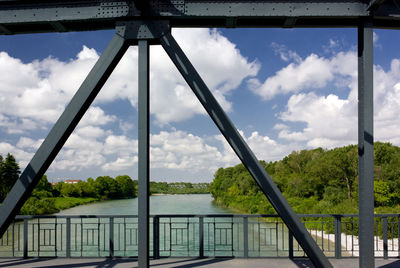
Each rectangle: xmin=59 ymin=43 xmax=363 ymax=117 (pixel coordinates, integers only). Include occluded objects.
xmin=0 ymin=258 xmax=398 ymax=268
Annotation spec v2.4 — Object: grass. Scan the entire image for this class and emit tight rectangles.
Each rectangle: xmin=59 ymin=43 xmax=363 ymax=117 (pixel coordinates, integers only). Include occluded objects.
xmin=52 ymin=197 xmax=99 ymax=211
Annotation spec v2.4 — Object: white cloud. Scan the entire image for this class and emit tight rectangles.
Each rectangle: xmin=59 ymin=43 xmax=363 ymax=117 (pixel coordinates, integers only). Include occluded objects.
xmin=0 ymin=28 xmax=261 ymax=178
xmin=16 ymin=137 xmax=43 ymax=150
xmin=271 ymin=42 xmax=301 ymax=62
xmin=279 ymin=92 xmax=357 ymax=148
xmin=102 ymin=156 xmax=138 ymax=171
xmin=249 ymin=51 xmax=356 ymax=100
xmin=266 ymin=48 xmax=400 ymax=148
xmin=0 ymin=28 xmax=258 ymax=137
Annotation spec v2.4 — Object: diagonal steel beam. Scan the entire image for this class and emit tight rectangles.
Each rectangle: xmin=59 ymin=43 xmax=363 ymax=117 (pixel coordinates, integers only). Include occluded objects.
xmin=0 ymin=33 xmax=129 ymax=238
xmin=159 ymin=32 xmax=332 ymax=268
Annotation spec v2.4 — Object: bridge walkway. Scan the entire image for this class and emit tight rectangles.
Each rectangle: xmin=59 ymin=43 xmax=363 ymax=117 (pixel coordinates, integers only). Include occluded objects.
xmin=0 ymin=258 xmax=399 ymax=268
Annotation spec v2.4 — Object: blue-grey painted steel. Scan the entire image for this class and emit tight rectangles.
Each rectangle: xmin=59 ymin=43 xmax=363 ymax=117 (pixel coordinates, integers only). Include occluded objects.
xmin=243 ymin=216 xmax=248 ymax=258
xmin=289 ymin=231 xmax=294 ymax=259
xmin=334 ymin=215 xmax=342 ymax=259
xmin=138 ymin=40 xmax=150 ymax=268
xmin=358 ymin=20 xmax=374 ymax=268
xmin=109 ymin=217 xmax=114 ymax=258
xmin=23 ymin=219 xmax=27 ymax=258
xmin=199 ymin=216 xmax=204 ymax=258
xmin=66 ymin=217 xmax=71 ymax=258
xmin=158 ymin=32 xmax=333 ymax=268
xmin=1 ymin=1 xmax=400 ymax=33
xmin=383 ymin=217 xmax=388 ymax=259
xmin=0 ymin=33 xmax=129 ymax=239
xmin=153 ymin=216 xmax=160 ymax=259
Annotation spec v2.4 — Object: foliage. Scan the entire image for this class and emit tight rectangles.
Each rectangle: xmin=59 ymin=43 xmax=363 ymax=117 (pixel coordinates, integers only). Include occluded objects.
xmin=0 ymin=153 xmax=20 ymax=202
xmin=20 ymin=197 xmax=58 ymax=215
xmin=53 ymin=197 xmax=98 ymax=210
xmin=210 ymin=142 xmax=400 ymax=215
xmin=149 ymin=182 xmax=210 ymax=195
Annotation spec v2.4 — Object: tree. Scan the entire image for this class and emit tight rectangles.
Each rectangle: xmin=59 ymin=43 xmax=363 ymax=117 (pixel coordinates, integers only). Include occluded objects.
xmin=61 ymin=183 xmax=81 ymax=197
xmin=95 ymin=176 xmax=118 ymax=199
xmin=32 ymin=175 xmax=53 ymax=198
xmin=0 ymin=153 xmax=20 ymax=202
xmin=115 ymin=175 xmax=136 ymax=198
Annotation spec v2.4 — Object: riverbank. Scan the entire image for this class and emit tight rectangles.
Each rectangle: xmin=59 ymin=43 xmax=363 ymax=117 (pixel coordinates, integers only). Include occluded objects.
xmin=52 ymin=196 xmax=99 ymax=210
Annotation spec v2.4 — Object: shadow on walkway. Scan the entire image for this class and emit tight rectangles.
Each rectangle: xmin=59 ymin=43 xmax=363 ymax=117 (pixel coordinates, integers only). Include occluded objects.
xmin=0 ymin=257 xmax=233 ymax=268
xmin=378 ymin=260 xmax=400 ymax=268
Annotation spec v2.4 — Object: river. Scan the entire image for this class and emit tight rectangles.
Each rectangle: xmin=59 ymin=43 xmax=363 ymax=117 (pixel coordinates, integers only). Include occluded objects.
xmin=56 ymin=194 xmax=233 ymax=215
xmin=1 ymin=195 xmax=335 ymax=258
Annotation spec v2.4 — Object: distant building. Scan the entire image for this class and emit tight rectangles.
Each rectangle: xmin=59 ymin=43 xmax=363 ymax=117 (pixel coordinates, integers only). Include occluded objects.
xmin=65 ymin=179 xmax=81 ymax=184
xmin=51 ymin=182 xmax=57 ymax=186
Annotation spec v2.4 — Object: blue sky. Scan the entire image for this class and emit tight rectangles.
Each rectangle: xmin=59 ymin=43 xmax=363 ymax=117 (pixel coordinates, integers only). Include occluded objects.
xmin=0 ymin=28 xmax=399 ymax=183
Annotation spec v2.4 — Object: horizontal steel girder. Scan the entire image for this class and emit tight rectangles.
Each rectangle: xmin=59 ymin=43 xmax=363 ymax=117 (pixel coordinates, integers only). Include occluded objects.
xmin=0 ymin=0 xmax=400 ymax=34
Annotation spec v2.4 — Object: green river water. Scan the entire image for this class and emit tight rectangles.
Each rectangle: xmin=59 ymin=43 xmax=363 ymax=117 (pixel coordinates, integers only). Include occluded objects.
xmin=56 ymin=194 xmax=232 ymax=215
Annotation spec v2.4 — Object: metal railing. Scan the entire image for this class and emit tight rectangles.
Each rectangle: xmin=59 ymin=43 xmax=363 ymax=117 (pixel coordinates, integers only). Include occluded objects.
xmin=0 ymin=214 xmax=398 ymax=259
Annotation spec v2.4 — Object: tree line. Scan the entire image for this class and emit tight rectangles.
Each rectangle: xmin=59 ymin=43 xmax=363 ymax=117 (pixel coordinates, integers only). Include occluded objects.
xmin=210 ymin=142 xmax=400 ymax=215
xmin=150 ymin=182 xmax=210 ymax=194
xmin=0 ymin=152 xmax=209 ymax=215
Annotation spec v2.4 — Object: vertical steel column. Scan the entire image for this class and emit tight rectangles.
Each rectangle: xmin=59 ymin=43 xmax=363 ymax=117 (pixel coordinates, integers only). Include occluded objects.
xmin=0 ymin=33 xmax=129 ymax=238
xmin=243 ymin=216 xmax=248 ymax=258
xmin=23 ymin=219 xmax=28 ymax=258
xmin=382 ymin=217 xmax=388 ymax=259
xmin=334 ymin=215 xmax=342 ymax=259
xmin=66 ymin=217 xmax=71 ymax=258
xmin=358 ymin=19 xmax=374 ymax=268
xmin=199 ymin=216 xmax=204 ymax=258
xmin=159 ymin=32 xmax=332 ymax=268
xmin=289 ymin=231 xmax=294 ymax=259
xmin=138 ymin=40 xmax=150 ymax=268
xmin=153 ymin=216 xmax=160 ymax=259
xmin=109 ymin=217 xmax=114 ymax=258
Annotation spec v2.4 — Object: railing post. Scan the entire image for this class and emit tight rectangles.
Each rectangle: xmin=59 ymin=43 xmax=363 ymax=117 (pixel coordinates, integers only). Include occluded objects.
xmin=109 ymin=217 xmax=114 ymax=258
xmin=289 ymin=231 xmax=294 ymax=259
xmin=334 ymin=215 xmax=342 ymax=259
xmin=398 ymin=215 xmax=400 ymax=257
xmin=153 ymin=216 xmax=159 ymax=259
xmin=199 ymin=216 xmax=204 ymax=258
xmin=243 ymin=216 xmax=248 ymax=258
xmin=66 ymin=217 xmax=71 ymax=258
xmin=23 ymin=218 xmax=28 ymax=258
xmin=383 ymin=217 xmax=388 ymax=259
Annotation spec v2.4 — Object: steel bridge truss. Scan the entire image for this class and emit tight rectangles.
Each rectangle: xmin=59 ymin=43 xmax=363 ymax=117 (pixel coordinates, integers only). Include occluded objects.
xmin=0 ymin=1 xmax=391 ymax=267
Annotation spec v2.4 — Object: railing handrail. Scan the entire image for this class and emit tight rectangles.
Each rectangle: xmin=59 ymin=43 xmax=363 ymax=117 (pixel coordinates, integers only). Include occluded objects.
xmin=2 ymin=214 xmax=399 ymax=260
xmin=14 ymin=213 xmax=400 ymax=219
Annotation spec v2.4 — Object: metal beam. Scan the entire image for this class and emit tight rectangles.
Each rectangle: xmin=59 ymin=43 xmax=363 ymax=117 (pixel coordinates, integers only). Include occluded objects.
xmin=0 ymin=24 xmax=12 ymax=34
xmin=368 ymin=0 xmax=386 ymax=11
xmin=138 ymin=39 xmax=150 ymax=267
xmin=358 ymin=19 xmax=374 ymax=268
xmin=4 ymin=0 xmax=400 ymax=34
xmin=0 ymin=32 xmax=129 ymax=238
xmin=159 ymin=31 xmax=333 ymax=268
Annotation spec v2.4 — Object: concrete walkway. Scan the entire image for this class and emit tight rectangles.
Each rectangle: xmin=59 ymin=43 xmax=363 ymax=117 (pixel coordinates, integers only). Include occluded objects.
xmin=0 ymin=258 xmax=399 ymax=268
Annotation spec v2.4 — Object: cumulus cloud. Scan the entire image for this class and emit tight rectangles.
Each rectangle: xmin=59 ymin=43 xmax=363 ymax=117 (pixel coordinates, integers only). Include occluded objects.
xmin=248 ymin=51 xmax=356 ymax=100
xmin=0 ymin=28 xmax=261 ymax=178
xmin=262 ymin=46 xmax=400 ymax=148
xmin=278 ymin=92 xmax=357 ymax=148
xmin=0 ymin=28 xmax=258 ymax=136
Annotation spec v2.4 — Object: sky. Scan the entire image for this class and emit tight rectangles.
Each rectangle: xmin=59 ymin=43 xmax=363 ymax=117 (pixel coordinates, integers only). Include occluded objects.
xmin=0 ymin=27 xmax=399 ymax=183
